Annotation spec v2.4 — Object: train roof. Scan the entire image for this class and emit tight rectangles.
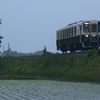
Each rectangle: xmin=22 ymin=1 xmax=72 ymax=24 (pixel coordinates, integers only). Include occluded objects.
xmin=57 ymin=20 xmax=100 ymax=31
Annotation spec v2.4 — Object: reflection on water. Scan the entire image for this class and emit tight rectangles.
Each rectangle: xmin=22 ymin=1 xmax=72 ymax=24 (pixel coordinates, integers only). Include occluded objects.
xmin=0 ymin=80 xmax=100 ymax=100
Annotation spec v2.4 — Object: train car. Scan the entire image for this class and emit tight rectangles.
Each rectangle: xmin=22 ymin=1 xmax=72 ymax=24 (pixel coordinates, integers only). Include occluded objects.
xmin=56 ymin=20 xmax=100 ymax=53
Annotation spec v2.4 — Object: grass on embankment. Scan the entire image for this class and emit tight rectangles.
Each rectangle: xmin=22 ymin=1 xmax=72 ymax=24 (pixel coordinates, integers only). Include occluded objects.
xmin=0 ymin=49 xmax=100 ymax=83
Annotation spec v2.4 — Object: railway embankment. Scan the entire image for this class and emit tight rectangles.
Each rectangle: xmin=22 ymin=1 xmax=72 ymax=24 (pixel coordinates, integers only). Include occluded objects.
xmin=0 ymin=49 xmax=100 ymax=83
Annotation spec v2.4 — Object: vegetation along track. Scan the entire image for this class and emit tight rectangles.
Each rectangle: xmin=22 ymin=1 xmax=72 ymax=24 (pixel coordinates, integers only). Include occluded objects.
xmin=0 ymin=49 xmax=100 ymax=83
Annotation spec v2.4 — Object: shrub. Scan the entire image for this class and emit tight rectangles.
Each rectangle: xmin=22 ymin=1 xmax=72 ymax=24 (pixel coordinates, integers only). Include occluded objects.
xmin=97 ymin=49 xmax=100 ymax=55
xmin=87 ymin=49 xmax=97 ymax=58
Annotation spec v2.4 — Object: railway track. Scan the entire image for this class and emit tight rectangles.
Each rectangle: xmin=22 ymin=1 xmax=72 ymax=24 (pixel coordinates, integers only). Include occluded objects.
xmin=7 ymin=50 xmax=88 ymax=58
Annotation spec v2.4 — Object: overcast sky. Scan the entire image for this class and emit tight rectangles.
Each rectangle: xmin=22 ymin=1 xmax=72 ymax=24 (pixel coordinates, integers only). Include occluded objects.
xmin=0 ymin=0 xmax=100 ymax=53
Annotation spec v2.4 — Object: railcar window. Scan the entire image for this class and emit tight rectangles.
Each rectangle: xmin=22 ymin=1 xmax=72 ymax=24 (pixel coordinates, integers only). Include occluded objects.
xmin=91 ymin=24 xmax=97 ymax=32
xmin=60 ymin=31 xmax=62 ymax=38
xmin=65 ymin=30 xmax=67 ymax=37
xmin=67 ymin=29 xmax=68 ymax=37
xmin=74 ymin=27 xmax=76 ymax=35
xmin=69 ymin=28 xmax=71 ymax=36
xmin=63 ymin=30 xmax=64 ymax=38
xmin=83 ymin=22 xmax=90 ymax=33
xmin=70 ymin=28 xmax=72 ymax=36
xmin=68 ymin=29 xmax=69 ymax=37
xmin=69 ymin=28 xmax=70 ymax=36
xmin=98 ymin=22 xmax=100 ymax=32
xmin=68 ymin=29 xmax=69 ymax=36
xmin=72 ymin=28 xmax=73 ymax=36
xmin=69 ymin=29 xmax=70 ymax=36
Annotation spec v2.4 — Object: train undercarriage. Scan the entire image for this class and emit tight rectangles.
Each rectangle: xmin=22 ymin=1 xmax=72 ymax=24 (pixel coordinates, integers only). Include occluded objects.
xmin=57 ymin=42 xmax=100 ymax=53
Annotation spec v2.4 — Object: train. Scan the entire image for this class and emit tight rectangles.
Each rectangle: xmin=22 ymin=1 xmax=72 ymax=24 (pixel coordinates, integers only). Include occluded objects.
xmin=56 ymin=20 xmax=100 ymax=53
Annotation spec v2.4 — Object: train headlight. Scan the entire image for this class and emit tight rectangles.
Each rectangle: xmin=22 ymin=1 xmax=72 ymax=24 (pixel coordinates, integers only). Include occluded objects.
xmin=86 ymin=35 xmax=88 ymax=37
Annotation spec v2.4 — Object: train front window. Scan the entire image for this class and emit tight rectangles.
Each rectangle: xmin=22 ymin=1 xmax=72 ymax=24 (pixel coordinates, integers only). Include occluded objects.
xmin=98 ymin=22 xmax=100 ymax=32
xmin=91 ymin=24 xmax=97 ymax=32
xmin=83 ymin=22 xmax=90 ymax=33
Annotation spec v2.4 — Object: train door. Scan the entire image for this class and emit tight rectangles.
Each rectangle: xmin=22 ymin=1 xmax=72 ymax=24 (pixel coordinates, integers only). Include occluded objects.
xmin=79 ymin=25 xmax=82 ymax=43
xmin=90 ymin=24 xmax=98 ymax=42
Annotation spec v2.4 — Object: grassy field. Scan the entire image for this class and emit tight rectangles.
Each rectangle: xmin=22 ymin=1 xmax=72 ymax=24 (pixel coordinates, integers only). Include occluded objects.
xmin=0 ymin=49 xmax=100 ymax=83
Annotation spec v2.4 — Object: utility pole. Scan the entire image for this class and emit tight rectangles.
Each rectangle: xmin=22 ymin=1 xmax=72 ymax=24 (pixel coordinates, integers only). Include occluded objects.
xmin=7 ymin=41 xmax=11 ymax=57
xmin=2 ymin=45 xmax=4 ymax=57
